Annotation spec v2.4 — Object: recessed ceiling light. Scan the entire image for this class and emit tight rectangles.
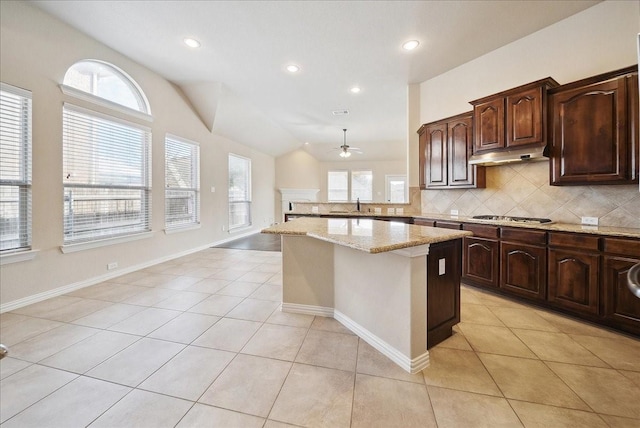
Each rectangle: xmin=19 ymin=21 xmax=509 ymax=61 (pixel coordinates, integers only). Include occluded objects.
xmin=350 ymin=87 xmax=361 ymax=94
xmin=286 ymin=64 xmax=300 ymax=73
xmin=184 ymin=38 xmax=201 ymax=48
xmin=402 ymin=40 xmax=420 ymax=51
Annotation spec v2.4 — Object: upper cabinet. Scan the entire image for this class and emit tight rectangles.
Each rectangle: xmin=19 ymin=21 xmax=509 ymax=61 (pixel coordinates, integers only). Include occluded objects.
xmin=548 ymin=66 xmax=639 ymax=185
xmin=470 ymin=78 xmax=559 ymax=153
xmin=418 ymin=112 xmax=485 ymax=189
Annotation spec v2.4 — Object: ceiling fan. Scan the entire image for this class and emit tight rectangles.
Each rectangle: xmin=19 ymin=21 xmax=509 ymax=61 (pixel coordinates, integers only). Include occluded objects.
xmin=330 ymin=128 xmax=362 ymax=158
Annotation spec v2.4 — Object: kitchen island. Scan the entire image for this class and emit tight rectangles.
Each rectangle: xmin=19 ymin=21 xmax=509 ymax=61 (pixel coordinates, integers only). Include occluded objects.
xmin=262 ymin=217 xmax=471 ymax=373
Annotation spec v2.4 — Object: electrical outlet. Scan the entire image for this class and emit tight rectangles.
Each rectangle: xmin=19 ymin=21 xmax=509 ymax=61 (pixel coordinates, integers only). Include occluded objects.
xmin=221 ymin=225 xmax=226 ymax=231
xmin=581 ymin=216 xmax=598 ymax=226
xmin=107 ymin=262 xmax=118 ymax=270
xmin=450 ymin=209 xmax=459 ymax=216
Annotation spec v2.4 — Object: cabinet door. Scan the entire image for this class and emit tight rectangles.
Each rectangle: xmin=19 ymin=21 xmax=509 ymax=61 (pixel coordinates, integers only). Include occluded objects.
xmin=463 ymin=237 xmax=499 ymax=289
xmin=501 ymin=242 xmax=546 ymax=301
xmin=473 ymin=98 xmax=504 ymax=152
xmin=602 ymin=256 xmax=640 ymax=335
xmin=448 ymin=116 xmax=475 ymax=187
xmin=425 ymin=123 xmax=448 ymax=187
xmin=506 ymin=87 xmax=543 ymax=148
xmin=550 ymin=77 xmax=630 ymax=184
xmin=548 ymin=249 xmax=599 ymax=315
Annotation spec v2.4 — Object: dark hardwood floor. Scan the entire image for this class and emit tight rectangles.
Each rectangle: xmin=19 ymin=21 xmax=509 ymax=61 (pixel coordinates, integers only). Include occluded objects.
xmin=213 ymin=233 xmax=281 ymax=252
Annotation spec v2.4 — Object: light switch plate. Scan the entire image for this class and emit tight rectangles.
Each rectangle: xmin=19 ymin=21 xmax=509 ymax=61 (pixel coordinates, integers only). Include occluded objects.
xmin=581 ymin=216 xmax=598 ymax=226
xmin=450 ymin=209 xmax=459 ymax=216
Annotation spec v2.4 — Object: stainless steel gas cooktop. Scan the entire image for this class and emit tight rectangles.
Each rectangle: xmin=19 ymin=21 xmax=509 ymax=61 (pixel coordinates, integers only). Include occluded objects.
xmin=472 ymin=215 xmax=554 ymax=224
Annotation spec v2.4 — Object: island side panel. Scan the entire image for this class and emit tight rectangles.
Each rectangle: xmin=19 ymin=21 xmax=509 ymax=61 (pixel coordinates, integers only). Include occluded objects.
xmin=281 ymin=235 xmax=335 ymax=314
xmin=333 ymin=245 xmax=428 ymax=361
xmin=426 ymin=239 xmax=462 ymax=348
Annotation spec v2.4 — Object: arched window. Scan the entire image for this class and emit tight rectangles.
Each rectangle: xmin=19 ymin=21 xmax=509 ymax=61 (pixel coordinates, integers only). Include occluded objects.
xmin=61 ymin=60 xmax=152 ymax=248
xmin=62 ymin=60 xmax=150 ymax=116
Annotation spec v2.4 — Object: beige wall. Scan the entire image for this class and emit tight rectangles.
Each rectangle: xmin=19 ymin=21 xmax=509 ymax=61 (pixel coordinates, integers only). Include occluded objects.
xmin=0 ymin=2 xmax=275 ymax=307
xmin=415 ymin=0 xmax=640 ymax=227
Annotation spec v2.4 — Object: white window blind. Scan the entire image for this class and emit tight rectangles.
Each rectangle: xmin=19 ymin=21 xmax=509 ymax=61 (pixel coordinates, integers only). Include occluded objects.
xmin=63 ymin=104 xmax=151 ymax=244
xmin=0 ymin=83 xmax=32 ymax=252
xmin=351 ymin=170 xmax=373 ymax=202
xmin=228 ymin=154 xmax=251 ymax=230
xmin=328 ymin=170 xmax=348 ymax=202
xmin=165 ymin=134 xmax=200 ymax=229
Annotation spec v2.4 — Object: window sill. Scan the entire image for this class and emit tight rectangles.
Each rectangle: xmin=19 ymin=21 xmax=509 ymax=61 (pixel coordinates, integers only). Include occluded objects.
xmin=164 ymin=224 xmax=201 ymax=235
xmin=60 ymin=231 xmax=154 ymax=254
xmin=0 ymin=249 xmax=39 ymax=265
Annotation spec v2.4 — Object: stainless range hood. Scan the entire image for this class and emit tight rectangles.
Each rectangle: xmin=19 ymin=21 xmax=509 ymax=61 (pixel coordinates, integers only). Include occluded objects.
xmin=468 ymin=145 xmax=548 ymax=166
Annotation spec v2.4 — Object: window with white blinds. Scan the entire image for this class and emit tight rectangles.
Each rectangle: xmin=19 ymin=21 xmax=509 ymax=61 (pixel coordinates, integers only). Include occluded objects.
xmin=228 ymin=154 xmax=251 ymax=230
xmin=327 ymin=170 xmax=348 ymax=202
xmin=0 ymin=83 xmax=32 ymax=252
xmin=63 ymin=104 xmax=151 ymax=244
xmin=165 ymin=135 xmax=200 ymax=230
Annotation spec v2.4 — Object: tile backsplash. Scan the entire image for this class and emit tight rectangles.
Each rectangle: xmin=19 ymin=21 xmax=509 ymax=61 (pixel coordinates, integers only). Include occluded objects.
xmin=421 ymin=161 xmax=640 ymax=229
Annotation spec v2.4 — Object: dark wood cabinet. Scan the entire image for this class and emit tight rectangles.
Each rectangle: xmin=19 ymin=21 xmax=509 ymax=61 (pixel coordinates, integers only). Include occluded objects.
xmin=462 ymin=224 xmax=500 ymax=289
xmin=602 ymin=237 xmax=640 ymax=335
xmin=548 ymin=232 xmax=600 ymax=315
xmin=500 ymin=228 xmax=547 ymax=301
xmin=471 ymin=78 xmax=558 ymax=153
xmin=549 ymin=66 xmax=639 ymax=185
xmin=427 ymin=239 xmax=462 ymax=348
xmin=418 ymin=112 xmax=485 ymax=189
xmin=473 ymin=98 xmax=504 ymax=152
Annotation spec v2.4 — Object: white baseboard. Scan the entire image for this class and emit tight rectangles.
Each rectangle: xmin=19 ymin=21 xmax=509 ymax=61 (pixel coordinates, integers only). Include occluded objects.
xmin=280 ymin=303 xmax=430 ymax=374
xmin=281 ymin=302 xmax=334 ymax=317
xmin=0 ymin=229 xmax=262 ymax=313
xmin=334 ymin=309 xmax=430 ymax=374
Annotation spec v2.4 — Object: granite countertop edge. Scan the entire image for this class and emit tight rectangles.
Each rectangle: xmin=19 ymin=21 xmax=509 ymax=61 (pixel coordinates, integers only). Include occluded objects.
xmin=285 ymin=211 xmax=640 ymax=238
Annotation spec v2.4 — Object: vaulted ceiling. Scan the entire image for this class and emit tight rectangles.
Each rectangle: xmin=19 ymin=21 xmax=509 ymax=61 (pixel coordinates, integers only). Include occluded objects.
xmin=32 ymin=0 xmax=600 ymax=161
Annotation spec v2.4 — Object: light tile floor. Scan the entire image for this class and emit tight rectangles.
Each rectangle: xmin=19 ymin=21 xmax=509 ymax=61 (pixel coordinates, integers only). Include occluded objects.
xmin=1 ymin=247 xmax=639 ymax=427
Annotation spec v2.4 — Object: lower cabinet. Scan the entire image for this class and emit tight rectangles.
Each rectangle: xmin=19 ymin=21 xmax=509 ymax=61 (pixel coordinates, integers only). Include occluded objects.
xmin=548 ymin=232 xmax=600 ymax=316
xmin=548 ymin=248 xmax=600 ymax=315
xmin=462 ymin=224 xmax=499 ymax=288
xmin=500 ymin=228 xmax=547 ymax=301
xmin=602 ymin=237 xmax=640 ymax=335
xmin=427 ymin=239 xmax=462 ymax=348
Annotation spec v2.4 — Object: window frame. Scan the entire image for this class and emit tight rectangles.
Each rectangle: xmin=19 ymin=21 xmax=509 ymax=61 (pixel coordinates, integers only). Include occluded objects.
xmin=0 ymin=82 xmax=32 ymax=254
xmin=327 ymin=170 xmax=349 ymax=202
xmin=62 ymin=102 xmax=152 ymax=246
xmin=350 ymin=169 xmax=373 ymax=202
xmin=61 ymin=59 xmax=152 ymax=122
xmin=164 ymin=134 xmax=200 ymax=231
xmin=228 ymin=153 xmax=252 ymax=231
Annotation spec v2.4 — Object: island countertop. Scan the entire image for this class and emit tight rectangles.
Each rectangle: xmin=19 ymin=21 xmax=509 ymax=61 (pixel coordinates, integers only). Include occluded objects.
xmin=262 ymin=217 xmax=471 ymax=254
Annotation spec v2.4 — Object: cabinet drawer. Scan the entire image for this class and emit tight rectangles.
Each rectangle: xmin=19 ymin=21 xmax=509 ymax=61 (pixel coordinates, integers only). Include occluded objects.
xmin=463 ymin=223 xmax=499 ymax=239
xmin=436 ymin=221 xmax=462 ymax=230
xmin=414 ymin=218 xmax=436 ymax=227
xmin=602 ymin=237 xmax=640 ymax=258
xmin=548 ymin=232 xmax=599 ymax=251
xmin=501 ymin=227 xmax=547 ymax=245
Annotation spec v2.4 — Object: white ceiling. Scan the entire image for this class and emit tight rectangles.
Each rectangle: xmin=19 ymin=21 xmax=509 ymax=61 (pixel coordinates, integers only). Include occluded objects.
xmin=31 ymin=0 xmax=600 ymax=162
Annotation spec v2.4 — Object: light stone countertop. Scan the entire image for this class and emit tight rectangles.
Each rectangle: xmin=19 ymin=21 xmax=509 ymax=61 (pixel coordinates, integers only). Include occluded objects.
xmin=412 ymin=213 xmax=640 ymax=239
xmin=262 ymin=217 xmax=471 ymax=254
xmin=285 ymin=211 xmax=640 ymax=239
